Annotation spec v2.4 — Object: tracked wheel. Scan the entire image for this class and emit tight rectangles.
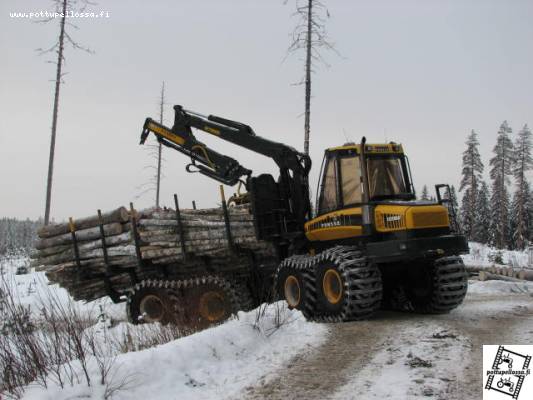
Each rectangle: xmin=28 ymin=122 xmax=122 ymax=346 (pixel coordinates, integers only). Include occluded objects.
xmin=168 ymin=276 xmax=240 ymax=331
xmin=274 ymin=247 xmax=383 ymax=322
xmin=405 ymin=256 xmax=468 ymax=314
xmin=127 ymin=282 xmax=177 ymax=325
xmin=314 ymin=249 xmax=383 ymax=321
xmin=276 ymin=266 xmax=307 ymax=310
xmin=127 ymin=276 xmax=240 ymax=332
xmin=273 ymin=256 xmax=317 ymax=318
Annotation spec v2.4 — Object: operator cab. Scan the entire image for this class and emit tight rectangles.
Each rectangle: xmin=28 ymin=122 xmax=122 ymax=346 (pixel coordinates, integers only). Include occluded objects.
xmin=316 ymin=143 xmax=415 ymax=215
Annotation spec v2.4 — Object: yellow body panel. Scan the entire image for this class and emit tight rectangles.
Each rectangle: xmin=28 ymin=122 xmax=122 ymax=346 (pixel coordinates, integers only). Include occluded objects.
xmin=305 ymin=204 xmax=450 ymax=242
xmin=305 ymin=208 xmax=363 ymax=241
xmin=375 ymin=204 xmax=450 ymax=232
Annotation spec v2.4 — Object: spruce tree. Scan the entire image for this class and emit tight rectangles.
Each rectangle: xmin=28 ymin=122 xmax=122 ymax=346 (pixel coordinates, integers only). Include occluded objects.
xmin=473 ymin=180 xmax=491 ymax=244
xmin=489 ymin=121 xmax=514 ymax=249
xmin=510 ymin=124 xmax=532 ymax=249
xmin=421 ymin=185 xmax=429 ymax=200
xmin=450 ymin=185 xmax=459 ymax=212
xmin=459 ymin=130 xmax=484 ymax=240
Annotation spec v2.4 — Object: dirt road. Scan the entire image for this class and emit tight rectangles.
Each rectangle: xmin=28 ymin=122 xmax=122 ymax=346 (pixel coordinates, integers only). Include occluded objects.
xmin=242 ymin=290 xmax=533 ymax=400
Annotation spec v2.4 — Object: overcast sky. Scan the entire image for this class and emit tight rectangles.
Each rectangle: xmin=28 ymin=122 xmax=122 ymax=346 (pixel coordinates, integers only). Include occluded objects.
xmin=1 ymin=0 xmax=532 ymax=221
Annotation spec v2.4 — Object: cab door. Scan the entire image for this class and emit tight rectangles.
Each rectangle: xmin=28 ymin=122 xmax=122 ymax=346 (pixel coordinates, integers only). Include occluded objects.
xmin=305 ymin=149 xmax=364 ymax=242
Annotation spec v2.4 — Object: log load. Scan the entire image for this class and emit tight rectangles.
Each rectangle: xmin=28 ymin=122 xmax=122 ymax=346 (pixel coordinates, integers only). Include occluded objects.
xmin=32 ymin=204 xmax=276 ymax=302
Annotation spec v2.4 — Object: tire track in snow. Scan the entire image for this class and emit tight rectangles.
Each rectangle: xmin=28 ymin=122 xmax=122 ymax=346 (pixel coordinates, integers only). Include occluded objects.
xmin=242 ymin=292 xmax=533 ymax=400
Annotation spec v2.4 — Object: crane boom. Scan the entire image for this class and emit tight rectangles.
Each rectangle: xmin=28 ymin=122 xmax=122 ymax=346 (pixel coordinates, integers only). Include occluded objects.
xmin=141 ymin=105 xmax=312 ymax=251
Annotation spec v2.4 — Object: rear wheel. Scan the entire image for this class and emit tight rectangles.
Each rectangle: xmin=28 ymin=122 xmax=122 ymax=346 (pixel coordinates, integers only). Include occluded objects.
xmin=170 ymin=277 xmax=239 ymax=331
xmin=316 ymin=264 xmax=345 ymax=314
xmin=128 ymin=284 xmax=176 ymax=324
xmin=405 ymin=256 xmax=468 ymax=314
xmin=276 ymin=266 xmax=308 ymax=310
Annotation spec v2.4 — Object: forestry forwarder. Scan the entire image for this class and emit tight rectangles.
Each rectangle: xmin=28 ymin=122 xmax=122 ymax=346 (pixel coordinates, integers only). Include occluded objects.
xmin=140 ymin=105 xmax=469 ymax=323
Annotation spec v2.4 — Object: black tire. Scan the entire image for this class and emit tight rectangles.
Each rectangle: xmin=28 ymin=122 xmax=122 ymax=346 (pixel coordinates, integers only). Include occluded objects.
xmin=405 ymin=256 xmax=468 ymax=314
xmin=315 ymin=262 xmax=345 ymax=314
xmin=127 ymin=284 xmax=177 ymax=325
xmin=314 ymin=248 xmax=382 ymax=322
xmin=182 ymin=282 xmax=234 ymax=328
xmin=276 ymin=266 xmax=308 ymax=311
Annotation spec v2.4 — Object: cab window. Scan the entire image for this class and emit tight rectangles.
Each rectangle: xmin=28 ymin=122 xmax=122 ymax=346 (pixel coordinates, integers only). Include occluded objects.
xmin=367 ymin=157 xmax=408 ymax=198
xmin=340 ymin=156 xmax=362 ymax=206
xmin=318 ymin=157 xmax=338 ymax=214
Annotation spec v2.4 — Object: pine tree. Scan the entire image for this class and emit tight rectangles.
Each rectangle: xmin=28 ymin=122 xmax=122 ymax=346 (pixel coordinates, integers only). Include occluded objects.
xmin=420 ymin=185 xmax=429 ymax=200
xmin=510 ymin=124 xmax=532 ymax=249
xmin=450 ymin=185 xmax=459 ymax=212
xmin=489 ymin=121 xmax=514 ymax=249
xmin=459 ymin=130 xmax=484 ymax=240
xmin=473 ymin=180 xmax=490 ymax=244
xmin=529 ymin=187 xmax=533 ymax=242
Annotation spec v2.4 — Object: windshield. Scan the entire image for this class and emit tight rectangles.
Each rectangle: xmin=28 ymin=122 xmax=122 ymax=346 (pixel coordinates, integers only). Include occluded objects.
xmin=367 ymin=157 xmax=408 ymax=199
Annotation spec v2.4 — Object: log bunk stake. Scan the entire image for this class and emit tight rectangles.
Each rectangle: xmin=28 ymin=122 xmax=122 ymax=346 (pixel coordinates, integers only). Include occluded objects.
xmin=68 ymin=217 xmax=82 ymax=280
xmin=220 ymin=185 xmax=236 ymax=254
xmin=98 ymin=209 xmax=122 ymax=303
xmin=173 ymin=194 xmax=187 ymax=261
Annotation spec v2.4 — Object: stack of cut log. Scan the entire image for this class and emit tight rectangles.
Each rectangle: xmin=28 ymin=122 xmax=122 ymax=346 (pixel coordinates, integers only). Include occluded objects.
xmin=477 ymin=264 xmax=533 ymax=282
xmin=136 ymin=206 xmax=274 ymax=264
xmin=31 ymin=204 xmax=275 ymax=302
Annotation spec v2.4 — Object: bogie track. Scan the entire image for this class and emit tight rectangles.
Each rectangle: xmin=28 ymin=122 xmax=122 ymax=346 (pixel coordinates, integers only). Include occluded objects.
xmin=127 ymin=275 xmax=246 ymax=331
xmin=274 ymin=246 xmax=383 ymax=322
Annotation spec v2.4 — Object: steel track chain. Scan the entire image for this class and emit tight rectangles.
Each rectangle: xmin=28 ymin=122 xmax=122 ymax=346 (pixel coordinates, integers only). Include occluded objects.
xmin=126 ymin=275 xmax=243 ymax=324
xmin=273 ymin=245 xmax=383 ymax=322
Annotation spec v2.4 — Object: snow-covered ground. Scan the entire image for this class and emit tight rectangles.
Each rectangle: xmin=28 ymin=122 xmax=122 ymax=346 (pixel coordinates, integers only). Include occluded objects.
xmin=0 ymin=255 xmax=327 ymax=400
xmin=462 ymin=241 xmax=531 ymax=269
xmin=329 ymin=280 xmax=533 ymax=400
xmin=2 ymin=241 xmax=532 ymax=400
xmin=22 ymin=305 xmax=327 ymax=400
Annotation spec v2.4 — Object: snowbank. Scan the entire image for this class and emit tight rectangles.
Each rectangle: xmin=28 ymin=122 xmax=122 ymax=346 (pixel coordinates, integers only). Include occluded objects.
xmin=462 ymin=242 xmax=531 ymax=269
xmin=2 ymin=256 xmax=327 ymax=400
xmin=467 ymin=279 xmax=533 ymax=295
xmin=22 ymin=304 xmax=327 ymax=400
xmin=0 ymin=255 xmax=126 ymax=322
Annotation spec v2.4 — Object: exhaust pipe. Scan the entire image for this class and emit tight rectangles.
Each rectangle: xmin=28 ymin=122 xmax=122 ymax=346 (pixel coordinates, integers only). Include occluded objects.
xmin=360 ymin=137 xmax=372 ymax=235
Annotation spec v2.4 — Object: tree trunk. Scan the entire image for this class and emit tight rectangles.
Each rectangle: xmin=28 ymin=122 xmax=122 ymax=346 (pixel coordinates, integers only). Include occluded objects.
xmin=156 ymin=81 xmax=165 ymax=208
xmin=303 ymin=0 xmax=312 ymax=155
xmin=44 ymin=0 xmax=67 ymax=225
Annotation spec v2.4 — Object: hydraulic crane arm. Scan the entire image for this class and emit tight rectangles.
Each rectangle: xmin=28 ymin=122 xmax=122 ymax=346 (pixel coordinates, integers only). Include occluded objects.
xmin=141 ymin=107 xmax=252 ymax=186
xmin=140 ymin=105 xmax=312 ymax=247
xmin=141 ymin=105 xmax=311 ymax=186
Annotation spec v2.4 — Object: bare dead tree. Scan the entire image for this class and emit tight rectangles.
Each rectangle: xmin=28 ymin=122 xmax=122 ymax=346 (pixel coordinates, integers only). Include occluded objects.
xmin=39 ymin=0 xmax=93 ymax=225
xmin=136 ymin=82 xmax=167 ymax=206
xmin=285 ymin=0 xmax=338 ymax=155
xmin=156 ymin=82 xmax=166 ymax=208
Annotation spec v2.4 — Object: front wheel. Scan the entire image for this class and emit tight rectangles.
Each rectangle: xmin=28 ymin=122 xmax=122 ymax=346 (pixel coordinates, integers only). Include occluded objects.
xmin=405 ymin=256 xmax=468 ymax=314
